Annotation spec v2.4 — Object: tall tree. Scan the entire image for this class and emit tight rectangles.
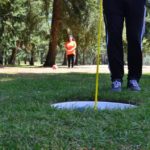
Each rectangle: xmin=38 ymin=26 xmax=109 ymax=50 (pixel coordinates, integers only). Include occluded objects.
xmin=44 ymin=0 xmax=62 ymax=67
xmin=44 ymin=0 xmax=99 ymax=66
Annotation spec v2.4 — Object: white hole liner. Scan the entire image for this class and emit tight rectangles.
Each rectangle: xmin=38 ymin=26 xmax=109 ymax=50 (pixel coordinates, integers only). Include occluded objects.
xmin=51 ymin=101 xmax=136 ymax=110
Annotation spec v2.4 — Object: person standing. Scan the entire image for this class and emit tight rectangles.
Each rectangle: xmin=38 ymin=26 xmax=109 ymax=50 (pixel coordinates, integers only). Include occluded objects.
xmin=65 ymin=36 xmax=77 ymax=68
xmin=103 ymin=0 xmax=146 ymax=91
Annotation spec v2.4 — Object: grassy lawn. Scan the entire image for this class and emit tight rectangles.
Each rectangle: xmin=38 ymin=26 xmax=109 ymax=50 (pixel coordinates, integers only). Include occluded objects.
xmin=0 ymin=72 xmax=150 ymax=149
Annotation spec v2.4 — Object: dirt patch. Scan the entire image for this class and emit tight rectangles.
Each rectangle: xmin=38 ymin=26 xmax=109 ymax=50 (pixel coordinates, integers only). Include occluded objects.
xmin=0 ymin=65 xmax=150 ymax=74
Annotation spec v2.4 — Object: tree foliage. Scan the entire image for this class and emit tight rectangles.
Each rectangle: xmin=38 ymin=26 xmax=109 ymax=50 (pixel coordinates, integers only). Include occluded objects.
xmin=0 ymin=0 xmax=150 ymax=66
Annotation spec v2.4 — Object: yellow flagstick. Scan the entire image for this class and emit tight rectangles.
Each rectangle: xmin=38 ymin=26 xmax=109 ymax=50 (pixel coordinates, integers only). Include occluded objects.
xmin=94 ymin=0 xmax=103 ymax=111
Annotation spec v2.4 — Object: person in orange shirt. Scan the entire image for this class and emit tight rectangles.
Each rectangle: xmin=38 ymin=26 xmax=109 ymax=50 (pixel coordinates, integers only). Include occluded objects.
xmin=65 ymin=36 xmax=77 ymax=68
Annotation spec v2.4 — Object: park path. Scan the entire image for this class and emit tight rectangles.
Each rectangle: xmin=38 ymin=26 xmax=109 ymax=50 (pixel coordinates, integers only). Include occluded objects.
xmin=0 ymin=65 xmax=150 ymax=74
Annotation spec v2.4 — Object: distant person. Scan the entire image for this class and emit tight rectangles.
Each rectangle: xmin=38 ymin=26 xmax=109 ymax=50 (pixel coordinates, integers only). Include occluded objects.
xmin=65 ymin=36 xmax=76 ymax=68
xmin=103 ymin=0 xmax=147 ymax=91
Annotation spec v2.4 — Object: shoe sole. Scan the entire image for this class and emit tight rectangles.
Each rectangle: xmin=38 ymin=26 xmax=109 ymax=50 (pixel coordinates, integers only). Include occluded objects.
xmin=127 ymin=87 xmax=141 ymax=92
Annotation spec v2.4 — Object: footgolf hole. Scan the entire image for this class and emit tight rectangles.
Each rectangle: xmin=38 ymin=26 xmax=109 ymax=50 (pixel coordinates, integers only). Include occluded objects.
xmin=51 ymin=101 xmax=136 ymax=111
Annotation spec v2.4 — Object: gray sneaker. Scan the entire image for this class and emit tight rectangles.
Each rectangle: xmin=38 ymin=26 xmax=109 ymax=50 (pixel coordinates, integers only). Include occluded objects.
xmin=127 ymin=80 xmax=141 ymax=91
xmin=112 ymin=80 xmax=122 ymax=92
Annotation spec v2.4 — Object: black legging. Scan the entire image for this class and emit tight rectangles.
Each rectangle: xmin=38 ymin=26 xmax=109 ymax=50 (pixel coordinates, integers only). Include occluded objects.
xmin=103 ymin=0 xmax=146 ymax=82
xmin=67 ymin=54 xmax=75 ymax=68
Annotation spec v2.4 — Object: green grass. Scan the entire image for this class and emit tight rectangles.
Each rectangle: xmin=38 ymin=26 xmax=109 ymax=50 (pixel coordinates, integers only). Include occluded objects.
xmin=0 ymin=73 xmax=150 ymax=149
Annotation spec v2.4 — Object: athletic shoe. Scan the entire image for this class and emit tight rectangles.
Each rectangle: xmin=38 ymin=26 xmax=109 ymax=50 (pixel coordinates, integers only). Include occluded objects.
xmin=112 ymin=80 xmax=122 ymax=92
xmin=127 ymin=80 xmax=141 ymax=91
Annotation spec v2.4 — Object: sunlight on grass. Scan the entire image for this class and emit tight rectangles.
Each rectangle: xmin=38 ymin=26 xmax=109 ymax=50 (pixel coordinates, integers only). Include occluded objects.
xmin=0 ymin=78 xmax=14 ymax=82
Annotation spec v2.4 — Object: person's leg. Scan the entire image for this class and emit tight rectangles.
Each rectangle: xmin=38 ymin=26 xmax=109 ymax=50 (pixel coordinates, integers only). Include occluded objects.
xmin=67 ymin=55 xmax=71 ymax=68
xmin=71 ymin=54 xmax=74 ymax=68
xmin=103 ymin=0 xmax=124 ymax=82
xmin=125 ymin=0 xmax=146 ymax=82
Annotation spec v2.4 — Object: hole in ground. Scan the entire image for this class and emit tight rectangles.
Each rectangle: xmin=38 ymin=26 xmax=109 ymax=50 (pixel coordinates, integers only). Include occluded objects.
xmin=51 ymin=100 xmax=137 ymax=111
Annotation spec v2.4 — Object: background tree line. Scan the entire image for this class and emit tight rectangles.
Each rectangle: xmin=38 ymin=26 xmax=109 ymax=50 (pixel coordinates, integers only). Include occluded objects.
xmin=0 ymin=0 xmax=150 ymax=67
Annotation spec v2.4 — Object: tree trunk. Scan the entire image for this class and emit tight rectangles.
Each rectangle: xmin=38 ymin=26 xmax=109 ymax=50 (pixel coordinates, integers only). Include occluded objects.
xmin=75 ymin=48 xmax=78 ymax=65
xmin=44 ymin=0 xmax=62 ymax=67
xmin=74 ymin=36 xmax=79 ymax=65
xmin=4 ymin=51 xmax=8 ymax=65
xmin=8 ymin=48 xmax=17 ymax=65
xmin=40 ymin=52 xmax=44 ymax=64
xmin=82 ymin=49 xmax=85 ymax=65
xmin=0 ymin=22 xmax=4 ymax=65
xmin=62 ymin=52 xmax=67 ymax=65
xmin=0 ymin=49 xmax=3 ymax=66
xmin=30 ymin=50 xmax=35 ymax=66
xmin=30 ymin=44 xmax=35 ymax=66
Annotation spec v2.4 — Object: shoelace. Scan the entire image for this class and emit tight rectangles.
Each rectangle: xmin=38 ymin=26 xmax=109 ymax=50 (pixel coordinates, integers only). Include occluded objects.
xmin=130 ymin=80 xmax=139 ymax=87
xmin=113 ymin=81 xmax=121 ymax=88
